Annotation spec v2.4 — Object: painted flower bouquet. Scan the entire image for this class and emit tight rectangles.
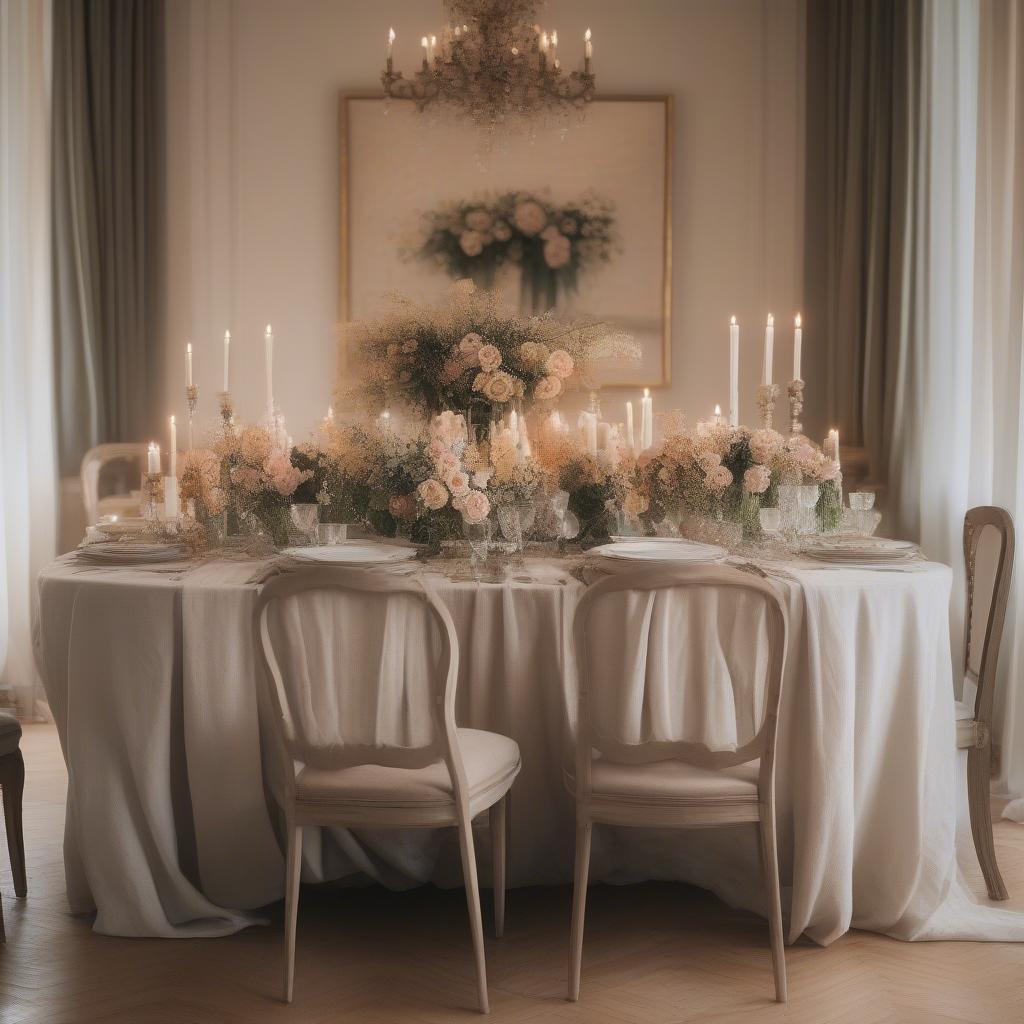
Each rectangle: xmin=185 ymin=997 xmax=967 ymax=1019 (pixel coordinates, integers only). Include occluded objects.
xmin=406 ymin=191 xmax=616 ymax=313
xmin=343 ymin=280 xmax=635 ymax=423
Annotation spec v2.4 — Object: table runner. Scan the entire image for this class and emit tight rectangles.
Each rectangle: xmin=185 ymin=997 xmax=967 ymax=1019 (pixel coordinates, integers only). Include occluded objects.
xmin=35 ymin=555 xmax=1024 ymax=943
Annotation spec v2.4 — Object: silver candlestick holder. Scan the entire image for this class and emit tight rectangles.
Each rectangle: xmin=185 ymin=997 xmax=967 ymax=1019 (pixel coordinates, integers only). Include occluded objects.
xmin=756 ymin=383 xmax=780 ymax=430
xmin=186 ymin=384 xmax=199 ymax=449
xmin=787 ymin=379 xmax=805 ymax=436
xmin=217 ymin=391 xmax=234 ymax=430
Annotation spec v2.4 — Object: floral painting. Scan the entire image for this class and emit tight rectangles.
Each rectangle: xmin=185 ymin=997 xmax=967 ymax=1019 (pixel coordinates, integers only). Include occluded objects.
xmin=404 ymin=191 xmax=616 ymax=313
xmin=342 ymin=96 xmax=672 ymax=387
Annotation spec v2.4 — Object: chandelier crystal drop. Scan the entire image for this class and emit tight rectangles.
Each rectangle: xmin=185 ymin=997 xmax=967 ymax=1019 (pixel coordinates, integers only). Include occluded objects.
xmin=382 ymin=0 xmax=596 ymax=129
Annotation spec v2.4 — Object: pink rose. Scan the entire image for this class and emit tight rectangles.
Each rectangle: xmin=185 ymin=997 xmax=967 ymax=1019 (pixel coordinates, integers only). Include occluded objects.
xmin=534 ymin=375 xmax=562 ymax=400
xmin=478 ymin=343 xmax=502 ymax=372
xmin=459 ymin=230 xmax=485 ymax=256
xmin=461 ymin=489 xmax=491 ymax=524
xmin=417 ymin=478 xmax=449 ymax=511
xmin=447 ymin=470 xmax=471 ymax=496
xmin=543 ymin=235 xmax=572 ymax=269
xmin=750 ymin=428 xmax=784 ymax=465
xmin=434 ymin=452 xmax=460 ymax=479
xmin=704 ymin=465 xmax=734 ymax=492
xmin=512 ymin=199 xmax=547 ymax=236
xmin=743 ymin=465 xmax=771 ymax=494
xmin=465 ymin=209 xmax=493 ymax=232
xmin=545 ymin=349 xmax=574 ymax=379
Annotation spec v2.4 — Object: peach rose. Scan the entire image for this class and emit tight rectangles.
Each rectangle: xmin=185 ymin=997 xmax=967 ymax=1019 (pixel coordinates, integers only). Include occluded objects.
xmin=743 ymin=465 xmax=771 ymax=494
xmin=545 ymin=349 xmax=574 ymax=379
xmin=417 ymin=478 xmax=449 ymax=511
xmin=447 ymin=470 xmax=471 ymax=496
xmin=534 ymin=375 xmax=562 ymax=400
xmin=461 ymin=489 xmax=491 ymax=524
xmin=459 ymin=230 xmax=485 ymax=256
xmin=478 ymin=343 xmax=502 ymax=373
xmin=483 ymin=372 xmax=516 ymax=403
xmin=704 ymin=465 xmax=734 ymax=492
xmin=513 ymin=199 xmax=547 ymax=236
xmin=465 ymin=208 xmax=492 ymax=232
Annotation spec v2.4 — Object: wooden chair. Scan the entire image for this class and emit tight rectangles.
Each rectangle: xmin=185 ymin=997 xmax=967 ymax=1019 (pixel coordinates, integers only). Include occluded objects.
xmin=957 ymin=506 xmax=1015 ymax=900
xmin=567 ymin=565 xmax=789 ymax=1003
xmin=80 ymin=443 xmax=148 ymax=526
xmin=0 ymin=712 xmax=27 ymax=943
xmin=254 ymin=566 xmax=520 ymax=1013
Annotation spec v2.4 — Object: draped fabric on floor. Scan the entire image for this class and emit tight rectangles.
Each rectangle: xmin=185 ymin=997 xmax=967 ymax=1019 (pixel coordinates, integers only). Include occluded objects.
xmin=0 ymin=0 xmax=58 ymax=718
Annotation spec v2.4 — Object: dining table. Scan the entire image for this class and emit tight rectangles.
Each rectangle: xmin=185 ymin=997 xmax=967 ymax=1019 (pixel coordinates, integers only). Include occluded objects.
xmin=34 ymin=546 xmax=1024 ymax=943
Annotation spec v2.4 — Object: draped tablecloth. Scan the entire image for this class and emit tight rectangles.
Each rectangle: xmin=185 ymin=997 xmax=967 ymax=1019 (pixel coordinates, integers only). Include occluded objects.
xmin=35 ymin=554 xmax=1024 ymax=943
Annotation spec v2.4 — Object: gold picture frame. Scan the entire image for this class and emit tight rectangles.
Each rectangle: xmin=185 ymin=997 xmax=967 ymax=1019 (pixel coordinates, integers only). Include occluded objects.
xmin=338 ymin=93 xmax=673 ymax=388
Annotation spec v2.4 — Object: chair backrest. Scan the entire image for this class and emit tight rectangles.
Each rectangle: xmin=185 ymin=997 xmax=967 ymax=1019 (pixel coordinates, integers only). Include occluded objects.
xmin=80 ymin=443 xmax=149 ymax=526
xmin=963 ymin=506 xmax=1014 ymax=727
xmin=253 ymin=566 xmax=470 ymax=803
xmin=572 ymin=564 xmax=788 ymax=796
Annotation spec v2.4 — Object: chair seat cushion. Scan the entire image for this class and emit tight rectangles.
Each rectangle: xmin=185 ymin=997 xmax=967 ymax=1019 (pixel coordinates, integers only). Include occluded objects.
xmin=296 ymin=728 xmax=520 ymax=812
xmin=0 ymin=712 xmax=22 ymax=757
xmin=568 ymin=757 xmax=759 ymax=804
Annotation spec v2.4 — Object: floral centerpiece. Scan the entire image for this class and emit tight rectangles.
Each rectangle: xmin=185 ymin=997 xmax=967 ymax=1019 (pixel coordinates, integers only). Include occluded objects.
xmin=342 ymin=280 xmax=635 ymax=425
xmin=213 ymin=425 xmax=313 ymax=546
xmin=633 ymin=417 xmax=840 ymax=539
xmin=406 ymin=191 xmax=616 ymax=313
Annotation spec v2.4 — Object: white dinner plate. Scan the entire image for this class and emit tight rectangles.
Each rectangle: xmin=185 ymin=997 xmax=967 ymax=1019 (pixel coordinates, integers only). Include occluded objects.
xmin=77 ymin=542 xmax=187 ymax=564
xmin=591 ymin=539 xmax=727 ymax=564
xmin=803 ymin=537 xmax=918 ymax=563
xmin=281 ymin=542 xmax=417 ymax=565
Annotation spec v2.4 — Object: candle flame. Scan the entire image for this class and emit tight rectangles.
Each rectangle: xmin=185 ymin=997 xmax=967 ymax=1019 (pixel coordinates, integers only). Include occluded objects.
xmin=714 ymin=404 xmax=721 ymax=415
xmin=430 ymin=33 xmax=437 ymax=45
xmin=552 ymin=29 xmax=558 ymax=45
xmin=186 ymin=342 xmax=192 ymax=354
xmin=265 ymin=324 xmax=272 ymax=334
xmin=585 ymin=27 xmax=592 ymax=40
xmin=643 ymin=387 xmax=650 ymax=398
xmin=421 ymin=35 xmax=428 ymax=46
xmin=795 ymin=313 xmax=802 ymax=327
xmin=170 ymin=414 xmax=175 ymax=425
xmin=388 ymin=27 xmax=395 ymax=42
xmin=730 ymin=315 xmax=737 ymax=325
xmin=767 ymin=313 xmax=774 ymax=326
xmin=540 ymin=30 xmax=549 ymax=49
xmin=224 ymin=330 xmax=231 ymax=341
xmin=327 ymin=405 xmax=334 ymax=419
xmin=511 ymin=45 xmax=519 ymax=54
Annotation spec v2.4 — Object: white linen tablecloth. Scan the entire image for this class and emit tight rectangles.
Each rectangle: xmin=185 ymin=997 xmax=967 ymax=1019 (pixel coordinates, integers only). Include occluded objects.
xmin=35 ymin=554 xmax=1024 ymax=943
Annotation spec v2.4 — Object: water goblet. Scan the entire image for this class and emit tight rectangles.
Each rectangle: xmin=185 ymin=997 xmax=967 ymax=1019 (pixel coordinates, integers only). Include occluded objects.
xmin=797 ymin=484 xmax=820 ymax=535
xmin=759 ymin=507 xmax=782 ymax=535
xmin=317 ymin=523 xmax=348 ymax=545
xmin=849 ymin=491 xmax=876 ymax=511
xmin=290 ymin=503 xmax=320 ymax=545
xmin=464 ymin=518 xmax=492 ymax=580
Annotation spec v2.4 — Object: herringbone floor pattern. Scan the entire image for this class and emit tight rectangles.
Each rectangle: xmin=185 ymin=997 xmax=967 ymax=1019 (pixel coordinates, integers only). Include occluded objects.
xmin=3 ymin=725 xmax=1024 ymax=1023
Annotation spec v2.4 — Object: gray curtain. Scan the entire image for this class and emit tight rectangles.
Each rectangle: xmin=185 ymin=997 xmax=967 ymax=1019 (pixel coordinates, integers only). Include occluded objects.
xmin=51 ymin=0 xmax=164 ymax=478
xmin=805 ymin=0 xmax=919 ymax=482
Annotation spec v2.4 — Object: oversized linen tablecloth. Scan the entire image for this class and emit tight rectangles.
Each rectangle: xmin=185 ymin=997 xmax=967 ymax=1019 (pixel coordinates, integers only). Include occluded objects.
xmin=35 ymin=554 xmax=1024 ymax=943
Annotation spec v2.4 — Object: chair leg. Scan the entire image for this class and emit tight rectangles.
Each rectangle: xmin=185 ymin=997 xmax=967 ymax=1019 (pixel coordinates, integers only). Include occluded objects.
xmin=0 ymin=751 xmax=26 ymax=898
xmin=282 ymin=824 xmax=303 ymax=1004
xmin=757 ymin=813 xmax=788 ymax=1003
xmin=455 ymin=812 xmax=489 ymax=1013
xmin=968 ymin=745 xmax=1008 ymax=900
xmin=490 ymin=796 xmax=508 ymax=939
xmin=567 ymin=820 xmax=592 ymax=1003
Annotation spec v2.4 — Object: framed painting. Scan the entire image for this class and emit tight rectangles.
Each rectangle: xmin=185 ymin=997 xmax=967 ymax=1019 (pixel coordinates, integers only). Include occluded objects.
xmin=339 ymin=94 xmax=673 ymax=387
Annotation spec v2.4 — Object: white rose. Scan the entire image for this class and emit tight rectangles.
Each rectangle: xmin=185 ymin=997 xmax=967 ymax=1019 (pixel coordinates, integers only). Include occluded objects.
xmin=478 ymin=344 xmax=502 ymax=372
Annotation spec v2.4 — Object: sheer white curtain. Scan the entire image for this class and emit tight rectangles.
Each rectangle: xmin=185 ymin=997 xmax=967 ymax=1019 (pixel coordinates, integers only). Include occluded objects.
xmin=0 ymin=0 xmax=57 ymax=718
xmin=970 ymin=1 xmax=1024 ymax=814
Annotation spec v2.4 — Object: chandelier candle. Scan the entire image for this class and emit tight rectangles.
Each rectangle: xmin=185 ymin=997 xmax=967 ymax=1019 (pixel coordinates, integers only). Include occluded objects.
xmin=168 ymin=416 xmax=177 ymax=477
xmin=729 ymin=316 xmax=739 ymax=427
xmin=641 ymin=388 xmax=653 ymax=450
xmin=223 ymin=330 xmax=231 ymax=393
xmin=626 ymin=400 xmax=635 ymax=452
xmin=793 ymin=313 xmax=802 ymax=381
xmin=585 ymin=27 xmax=592 ymax=71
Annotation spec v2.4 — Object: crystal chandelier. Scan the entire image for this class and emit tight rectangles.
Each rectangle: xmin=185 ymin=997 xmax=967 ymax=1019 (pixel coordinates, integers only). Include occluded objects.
xmin=381 ymin=0 xmax=595 ymax=129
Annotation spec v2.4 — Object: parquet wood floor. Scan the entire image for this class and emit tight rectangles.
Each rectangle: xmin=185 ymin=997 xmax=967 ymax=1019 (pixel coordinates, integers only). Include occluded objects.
xmin=3 ymin=725 xmax=1024 ymax=1023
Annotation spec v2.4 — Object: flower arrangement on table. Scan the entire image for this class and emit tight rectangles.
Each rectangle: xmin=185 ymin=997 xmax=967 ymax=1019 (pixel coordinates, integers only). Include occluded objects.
xmin=343 ymin=280 xmax=636 ymax=424
xmin=406 ymin=192 xmax=617 ymax=313
xmin=632 ymin=418 xmax=841 ymax=540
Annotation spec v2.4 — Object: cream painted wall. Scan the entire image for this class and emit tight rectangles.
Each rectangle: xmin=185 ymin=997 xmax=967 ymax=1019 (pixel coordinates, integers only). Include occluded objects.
xmin=164 ymin=0 xmax=806 ymax=442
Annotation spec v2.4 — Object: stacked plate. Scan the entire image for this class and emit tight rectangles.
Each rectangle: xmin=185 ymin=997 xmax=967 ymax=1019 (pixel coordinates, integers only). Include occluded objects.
xmin=590 ymin=538 xmax=727 ymax=566
xmin=280 ymin=542 xmax=418 ymax=567
xmin=802 ymin=537 xmax=919 ymax=564
xmin=77 ymin=542 xmax=188 ymax=565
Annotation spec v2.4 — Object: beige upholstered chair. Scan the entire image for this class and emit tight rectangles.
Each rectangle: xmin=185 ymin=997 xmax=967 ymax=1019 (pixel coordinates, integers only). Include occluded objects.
xmin=0 ymin=712 xmax=26 ymax=943
xmin=567 ymin=565 xmax=789 ymax=1003
xmin=80 ymin=443 xmax=149 ymax=527
xmin=254 ymin=567 xmax=520 ymax=1013
xmin=957 ymin=506 xmax=1014 ymax=900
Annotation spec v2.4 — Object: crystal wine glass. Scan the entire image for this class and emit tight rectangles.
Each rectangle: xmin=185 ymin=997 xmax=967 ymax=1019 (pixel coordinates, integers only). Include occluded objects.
xmin=464 ymin=519 xmax=491 ymax=581
xmin=797 ymin=484 xmax=820 ymax=535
